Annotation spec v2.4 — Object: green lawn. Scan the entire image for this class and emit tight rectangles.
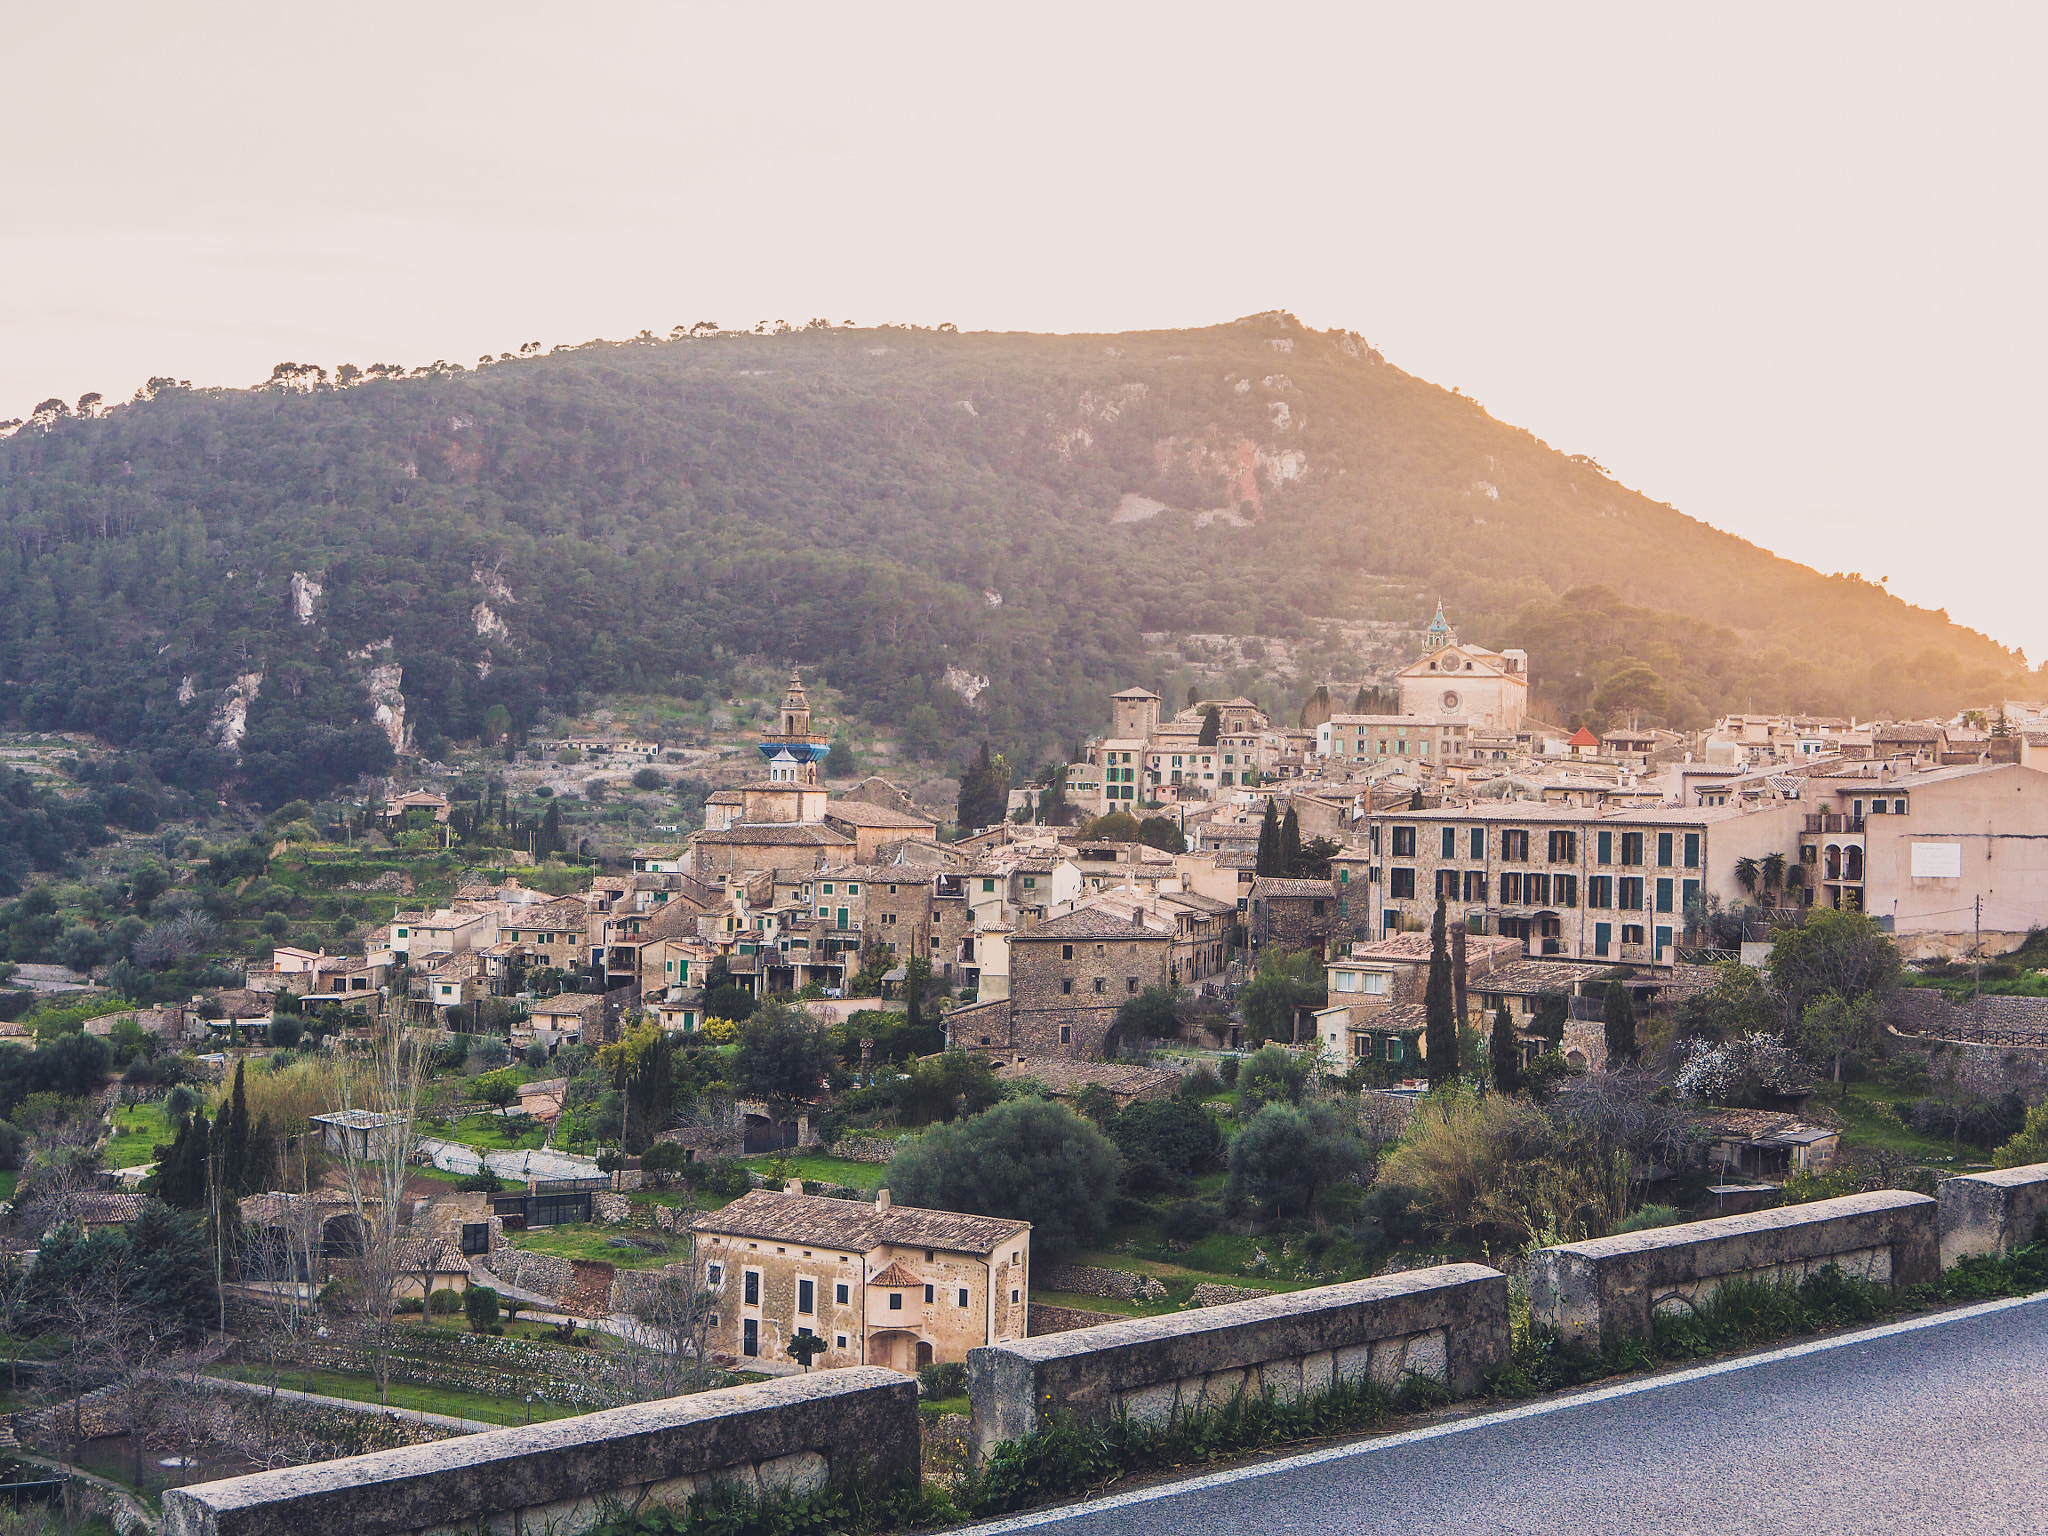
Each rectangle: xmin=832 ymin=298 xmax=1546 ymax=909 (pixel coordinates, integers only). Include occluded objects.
xmin=104 ymin=1103 xmax=174 ymax=1170
xmin=207 ymin=1364 xmax=582 ymax=1426
xmin=0 ymin=1172 xmax=16 ymax=1201
xmin=757 ymin=1152 xmax=889 ymax=1191
xmin=513 ymin=1223 xmax=682 ymax=1269
xmin=426 ymin=1113 xmax=550 ymax=1153
xmin=1830 ymin=1083 xmax=1993 ymax=1165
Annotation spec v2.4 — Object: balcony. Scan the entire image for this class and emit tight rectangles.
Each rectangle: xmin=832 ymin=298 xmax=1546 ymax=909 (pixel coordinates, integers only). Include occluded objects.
xmin=1804 ymin=814 xmax=1866 ymax=834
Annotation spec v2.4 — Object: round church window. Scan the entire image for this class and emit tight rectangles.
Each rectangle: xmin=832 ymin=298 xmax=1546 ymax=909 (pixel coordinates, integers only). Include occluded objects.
xmin=1442 ymin=690 xmax=1461 ymax=711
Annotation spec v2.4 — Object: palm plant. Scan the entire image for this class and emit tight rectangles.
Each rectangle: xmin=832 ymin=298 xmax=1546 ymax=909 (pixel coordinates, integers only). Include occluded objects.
xmin=1733 ymin=857 xmax=1760 ymax=899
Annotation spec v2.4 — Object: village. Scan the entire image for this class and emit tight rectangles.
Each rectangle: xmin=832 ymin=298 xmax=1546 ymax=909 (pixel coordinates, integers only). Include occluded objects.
xmin=2 ymin=609 xmax=2048 ymax=1524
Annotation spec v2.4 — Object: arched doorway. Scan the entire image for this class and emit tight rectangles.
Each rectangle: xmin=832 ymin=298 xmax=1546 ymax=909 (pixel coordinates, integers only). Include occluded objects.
xmin=866 ymin=1329 xmax=923 ymax=1373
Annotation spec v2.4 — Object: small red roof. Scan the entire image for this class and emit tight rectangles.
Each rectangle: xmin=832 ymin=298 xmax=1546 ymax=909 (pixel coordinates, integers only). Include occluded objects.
xmin=869 ymin=1261 xmax=924 ymax=1288
xmin=1567 ymin=725 xmax=1600 ymax=747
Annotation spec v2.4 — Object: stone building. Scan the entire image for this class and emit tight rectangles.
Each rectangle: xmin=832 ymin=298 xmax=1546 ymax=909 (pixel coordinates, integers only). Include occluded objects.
xmin=1249 ymin=876 xmax=1339 ymax=954
xmin=975 ymin=906 xmax=1179 ymax=1057
xmin=1356 ymin=799 xmax=1805 ymax=962
xmin=1394 ymin=604 xmax=1529 ymax=733
xmin=688 ymin=1185 xmax=1029 ymax=1374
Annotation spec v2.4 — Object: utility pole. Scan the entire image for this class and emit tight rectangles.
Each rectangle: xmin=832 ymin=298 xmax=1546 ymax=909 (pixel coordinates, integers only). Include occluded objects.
xmin=1974 ymin=895 xmax=1983 ymax=998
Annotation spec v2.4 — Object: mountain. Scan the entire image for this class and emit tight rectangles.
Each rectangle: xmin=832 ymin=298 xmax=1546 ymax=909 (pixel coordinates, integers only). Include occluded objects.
xmin=0 ymin=312 xmax=2028 ymax=807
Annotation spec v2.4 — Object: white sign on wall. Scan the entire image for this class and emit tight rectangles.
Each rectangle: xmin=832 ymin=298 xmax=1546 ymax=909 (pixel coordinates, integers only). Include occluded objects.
xmin=1911 ymin=842 xmax=1963 ymax=878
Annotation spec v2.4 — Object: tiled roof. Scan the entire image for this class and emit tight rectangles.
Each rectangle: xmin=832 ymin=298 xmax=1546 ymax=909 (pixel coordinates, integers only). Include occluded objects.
xmin=1340 ymin=1002 xmax=1429 ymax=1033
xmin=690 ymin=1190 xmax=1028 ymax=1255
xmin=1014 ymin=908 xmax=1171 ymax=943
xmin=869 ymin=1260 xmax=924 ymax=1287
xmin=1474 ymin=960 xmax=1618 ymax=993
xmin=694 ymin=824 xmax=853 ymax=846
xmin=1253 ymin=877 xmax=1335 ymax=898
xmin=823 ymin=801 xmax=938 ymax=828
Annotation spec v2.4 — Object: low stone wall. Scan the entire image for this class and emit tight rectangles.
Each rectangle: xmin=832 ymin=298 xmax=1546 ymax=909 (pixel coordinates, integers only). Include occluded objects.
xmin=1938 ymin=1162 xmax=2048 ymax=1266
xmin=1037 ymin=1263 xmax=1167 ymax=1302
xmin=163 ymin=1369 xmax=920 ymax=1536
xmin=968 ymin=1264 xmax=1506 ymax=1458
xmin=1526 ymin=1191 xmax=1940 ymax=1345
xmin=1027 ymin=1304 xmax=1121 ymax=1336
xmin=1190 ymin=1282 xmax=1272 ymax=1307
xmin=477 ymin=1247 xmax=576 ymax=1300
xmin=826 ymin=1136 xmax=904 ymax=1164
xmin=593 ymin=1192 xmax=633 ymax=1223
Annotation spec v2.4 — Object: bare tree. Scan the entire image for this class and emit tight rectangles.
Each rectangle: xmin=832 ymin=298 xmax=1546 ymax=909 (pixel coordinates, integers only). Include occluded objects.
xmin=333 ymin=1017 xmax=424 ymax=1405
xmin=581 ymin=1255 xmax=726 ymax=1407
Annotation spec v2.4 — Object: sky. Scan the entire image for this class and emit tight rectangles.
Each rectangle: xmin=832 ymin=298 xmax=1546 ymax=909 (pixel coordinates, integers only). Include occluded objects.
xmin=4 ymin=2 xmax=2043 ymax=661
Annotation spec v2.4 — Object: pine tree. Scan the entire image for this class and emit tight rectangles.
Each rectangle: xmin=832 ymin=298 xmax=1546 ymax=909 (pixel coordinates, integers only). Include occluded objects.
xmin=1256 ymin=798 xmax=1281 ymax=877
xmin=1424 ymin=896 xmax=1459 ymax=1088
xmin=220 ymin=1060 xmax=251 ymax=1196
xmin=1603 ymin=979 xmax=1637 ymax=1069
xmin=1490 ymin=1003 xmax=1520 ymax=1095
xmin=1280 ymin=806 xmax=1302 ymax=877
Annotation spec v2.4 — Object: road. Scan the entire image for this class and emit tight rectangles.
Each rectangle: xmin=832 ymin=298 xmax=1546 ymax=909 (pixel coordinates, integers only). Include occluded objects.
xmin=961 ymin=1293 xmax=2048 ymax=1536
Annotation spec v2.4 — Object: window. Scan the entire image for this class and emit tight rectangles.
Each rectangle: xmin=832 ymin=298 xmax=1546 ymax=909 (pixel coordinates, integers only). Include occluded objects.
xmin=1391 ymin=826 xmax=1417 ymax=857
xmin=835 ymin=1282 xmax=849 ymax=1305
xmin=708 ymin=1264 xmax=723 ymax=1286
xmin=460 ymin=1223 xmax=490 ymax=1256
xmin=924 ymin=1284 xmax=935 ymax=1304
xmin=1894 ymin=799 xmax=1907 ymax=815
xmin=1463 ymin=870 xmax=1487 ymax=902
xmin=1619 ymin=877 xmax=1644 ymax=910
xmin=1023 ymin=876 xmax=1036 ymax=889
xmin=1093 ymin=977 xmax=1106 ymax=993
xmin=1441 ymin=826 xmax=1457 ymax=859
xmin=1620 ymin=832 xmax=1644 ymax=866
xmin=1656 ymin=833 xmax=1673 ymax=867
xmin=1011 ymin=1289 xmax=1020 ymax=1304
xmin=958 ymin=1288 xmax=970 ymax=1307
xmin=1437 ymin=869 xmax=1460 ymax=900
xmin=889 ymin=1293 xmax=903 ymax=1311
xmin=1656 ymin=878 xmax=1673 ymax=913
xmin=983 ymin=878 xmax=996 ymax=893
xmin=1059 ymin=1025 xmax=1071 ymax=1044
xmin=798 ymin=1279 xmax=814 ymax=1314
xmin=1682 ymin=878 xmax=1699 ymax=912
xmin=1548 ymin=830 xmax=1577 ymax=863
xmin=1683 ymin=833 xmax=1700 ymax=868
xmin=744 ymin=1271 xmax=760 ymax=1306
xmin=846 ymin=883 xmax=859 ymax=895
xmin=1588 ymin=876 xmax=1612 ymax=908
xmin=1556 ymin=874 xmax=1578 ymax=908
xmin=1060 ymin=977 xmax=1073 ymax=995
xmin=743 ymin=1319 xmax=759 ymax=1357
xmin=1471 ymin=827 xmax=1486 ymax=860
xmin=1061 ymin=944 xmax=1074 ymax=960
xmin=1597 ymin=831 xmax=1613 ymax=865
xmin=836 ymin=1335 xmax=848 ymax=1349
xmin=1527 ymin=873 xmax=1550 ymax=905
xmin=1126 ymin=977 xmax=1139 ymax=993
xmin=1594 ymin=921 xmax=1612 ymax=957
xmin=1389 ymin=868 xmax=1416 ymax=899
xmin=1503 ymin=829 xmax=1529 ymax=862
xmin=1501 ymin=872 xmax=1522 ymax=904
xmin=1622 ymin=924 xmax=1645 ymax=946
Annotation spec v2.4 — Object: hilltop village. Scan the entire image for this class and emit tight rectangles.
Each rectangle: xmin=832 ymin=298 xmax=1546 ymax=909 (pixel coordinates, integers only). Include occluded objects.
xmin=3 ymin=606 xmax=2048 ymax=1512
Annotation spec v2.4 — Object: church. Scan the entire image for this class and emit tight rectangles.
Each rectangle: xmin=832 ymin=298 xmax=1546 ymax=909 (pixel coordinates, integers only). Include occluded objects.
xmin=1395 ymin=604 xmax=1529 ymax=733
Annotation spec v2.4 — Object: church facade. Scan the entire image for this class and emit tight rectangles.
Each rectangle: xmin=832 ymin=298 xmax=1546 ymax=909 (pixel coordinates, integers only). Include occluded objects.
xmin=1394 ymin=604 xmax=1529 ymax=733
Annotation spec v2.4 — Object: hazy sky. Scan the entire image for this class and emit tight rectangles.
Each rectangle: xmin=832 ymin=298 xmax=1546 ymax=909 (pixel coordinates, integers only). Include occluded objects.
xmin=5 ymin=3 xmax=2043 ymax=660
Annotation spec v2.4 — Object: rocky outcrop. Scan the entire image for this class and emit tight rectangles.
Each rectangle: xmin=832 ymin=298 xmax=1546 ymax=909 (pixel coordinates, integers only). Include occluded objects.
xmin=212 ymin=671 xmax=263 ymax=755
xmin=365 ymin=662 xmax=407 ymax=752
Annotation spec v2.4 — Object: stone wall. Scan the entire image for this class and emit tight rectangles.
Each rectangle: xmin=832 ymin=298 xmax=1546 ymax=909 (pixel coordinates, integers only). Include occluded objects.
xmin=967 ymin=1264 xmax=1506 ymax=1458
xmin=1027 ymin=1304 xmax=1122 ymax=1336
xmin=1036 ymin=1263 xmax=1167 ymax=1302
xmin=163 ymin=1369 xmax=920 ymax=1536
xmin=1189 ymin=1282 xmax=1272 ymax=1307
xmin=593 ymin=1192 xmax=633 ymax=1223
xmin=826 ymin=1136 xmax=905 ymax=1164
xmin=476 ymin=1248 xmax=576 ymax=1300
xmin=1938 ymin=1164 xmax=2048 ymax=1266
xmin=1525 ymin=1191 xmax=1940 ymax=1345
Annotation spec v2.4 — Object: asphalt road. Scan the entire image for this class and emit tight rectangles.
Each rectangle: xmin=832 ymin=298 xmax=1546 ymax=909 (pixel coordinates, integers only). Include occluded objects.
xmin=962 ymin=1293 xmax=2048 ymax=1536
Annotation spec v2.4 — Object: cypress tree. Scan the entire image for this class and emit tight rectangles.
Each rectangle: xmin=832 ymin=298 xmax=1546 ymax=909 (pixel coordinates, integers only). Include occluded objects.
xmin=1490 ymin=1003 xmax=1521 ymax=1095
xmin=221 ymin=1060 xmax=251 ymax=1195
xmin=1424 ymin=896 xmax=1459 ymax=1088
xmin=1603 ymin=979 xmax=1637 ymax=1069
xmin=1256 ymin=798 xmax=1281 ymax=877
xmin=539 ymin=799 xmax=562 ymax=857
xmin=1280 ymin=806 xmax=1302 ymax=877
xmin=157 ymin=1108 xmax=210 ymax=1210
xmin=1198 ymin=707 xmax=1220 ymax=747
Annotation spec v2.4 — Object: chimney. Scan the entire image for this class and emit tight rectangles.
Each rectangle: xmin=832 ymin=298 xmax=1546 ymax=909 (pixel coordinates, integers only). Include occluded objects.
xmin=784 ymin=1178 xmax=803 ymax=1196
xmin=876 ymin=1188 xmax=890 ymax=1211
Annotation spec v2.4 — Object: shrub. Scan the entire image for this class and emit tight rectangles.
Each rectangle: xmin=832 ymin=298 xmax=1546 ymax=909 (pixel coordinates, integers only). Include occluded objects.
xmin=917 ymin=1360 xmax=968 ymax=1400
xmin=1178 ymin=1063 xmax=1222 ymax=1101
xmin=884 ymin=1099 xmax=1121 ymax=1253
xmin=1227 ymin=1102 xmax=1366 ymax=1220
xmin=1218 ymin=1056 xmax=1240 ymax=1087
xmin=464 ymin=1284 xmax=501 ymax=1334
xmin=1612 ymin=1204 xmax=1686 ymax=1234
xmin=1159 ymin=1198 xmax=1222 ymax=1244
xmin=427 ymin=1287 xmax=464 ymax=1316
xmin=694 ymin=1159 xmax=753 ymax=1199
xmin=393 ymin=1295 xmax=424 ymax=1315
xmin=456 ymin=1171 xmax=504 ymax=1193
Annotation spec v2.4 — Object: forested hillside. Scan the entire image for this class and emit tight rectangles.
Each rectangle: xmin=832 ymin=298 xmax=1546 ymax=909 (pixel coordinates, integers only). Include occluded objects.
xmin=0 ymin=312 xmax=2029 ymax=808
